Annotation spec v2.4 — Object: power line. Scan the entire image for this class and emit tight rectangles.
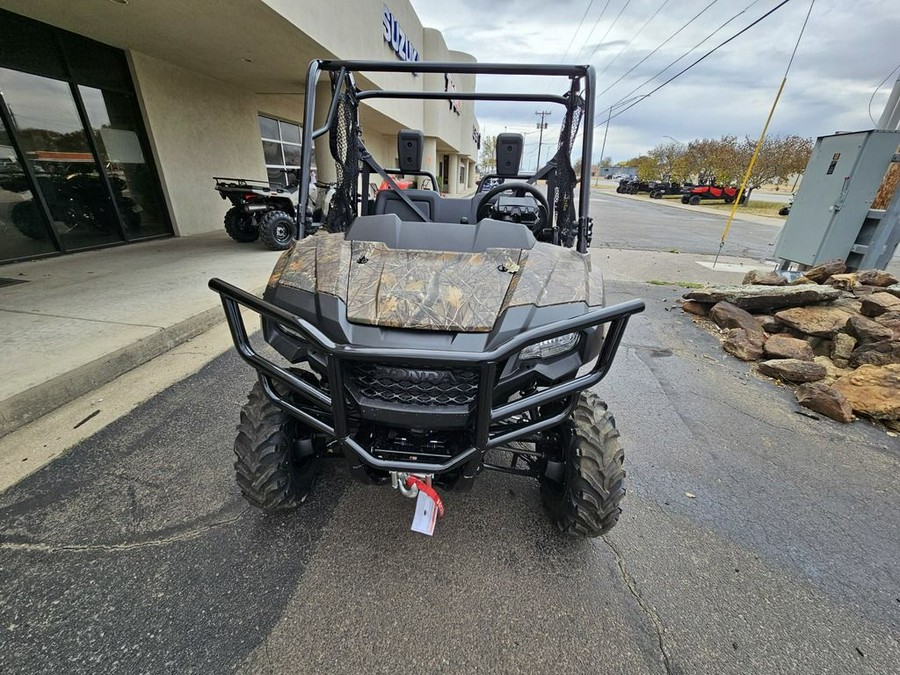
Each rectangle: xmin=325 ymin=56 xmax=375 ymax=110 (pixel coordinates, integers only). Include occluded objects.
xmin=595 ymin=0 xmax=672 ymax=79
xmin=572 ymin=0 xmax=612 ymax=62
xmin=559 ymin=0 xmax=596 ymax=64
xmin=596 ymin=0 xmax=780 ymax=126
xmin=582 ymin=0 xmax=634 ymax=65
xmin=868 ymin=63 xmax=900 ymax=126
xmin=594 ymin=0 xmax=719 ymax=99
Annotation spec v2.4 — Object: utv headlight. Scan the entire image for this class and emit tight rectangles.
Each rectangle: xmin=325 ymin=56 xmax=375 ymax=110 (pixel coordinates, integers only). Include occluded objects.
xmin=520 ymin=332 xmax=580 ymax=360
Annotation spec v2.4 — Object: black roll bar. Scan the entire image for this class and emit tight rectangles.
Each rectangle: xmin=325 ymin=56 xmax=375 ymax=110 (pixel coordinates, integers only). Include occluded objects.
xmin=297 ymin=60 xmax=596 ymax=250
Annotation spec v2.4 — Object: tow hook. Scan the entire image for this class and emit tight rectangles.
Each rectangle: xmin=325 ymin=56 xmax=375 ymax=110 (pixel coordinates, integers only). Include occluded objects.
xmin=390 ymin=471 xmax=445 ymax=519
xmin=391 ymin=471 xmax=430 ymax=498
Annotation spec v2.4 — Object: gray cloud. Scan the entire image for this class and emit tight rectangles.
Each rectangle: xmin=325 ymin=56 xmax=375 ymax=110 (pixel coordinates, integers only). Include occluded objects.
xmin=412 ymin=0 xmax=900 ymax=162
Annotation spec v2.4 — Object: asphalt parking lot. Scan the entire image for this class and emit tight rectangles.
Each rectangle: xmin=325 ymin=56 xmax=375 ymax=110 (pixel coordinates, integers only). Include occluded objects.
xmin=1 ymin=195 xmax=898 ymax=674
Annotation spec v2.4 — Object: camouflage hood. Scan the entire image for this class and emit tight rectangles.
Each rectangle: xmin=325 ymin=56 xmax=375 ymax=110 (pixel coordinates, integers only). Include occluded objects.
xmin=268 ymin=233 xmax=604 ymax=333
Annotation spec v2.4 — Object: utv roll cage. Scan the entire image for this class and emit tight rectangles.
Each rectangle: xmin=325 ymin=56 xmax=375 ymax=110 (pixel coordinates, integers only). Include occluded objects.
xmin=296 ymin=60 xmax=596 ymax=253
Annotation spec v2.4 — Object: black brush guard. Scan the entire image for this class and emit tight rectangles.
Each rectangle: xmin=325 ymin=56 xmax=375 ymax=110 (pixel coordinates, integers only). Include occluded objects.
xmin=209 ymin=278 xmax=644 ymax=475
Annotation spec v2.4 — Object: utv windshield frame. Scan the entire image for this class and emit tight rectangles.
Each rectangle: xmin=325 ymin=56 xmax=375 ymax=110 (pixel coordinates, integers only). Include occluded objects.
xmin=297 ymin=60 xmax=596 ymax=253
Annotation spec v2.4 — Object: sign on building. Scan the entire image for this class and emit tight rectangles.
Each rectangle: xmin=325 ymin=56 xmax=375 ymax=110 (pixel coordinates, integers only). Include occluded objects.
xmin=382 ymin=5 xmax=420 ymax=65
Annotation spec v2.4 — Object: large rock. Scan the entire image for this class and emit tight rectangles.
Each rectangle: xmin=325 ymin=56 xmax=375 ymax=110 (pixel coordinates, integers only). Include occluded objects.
xmin=774 ymin=306 xmax=854 ymax=337
xmin=846 ymin=314 xmax=893 ymax=343
xmin=742 ymin=270 xmax=787 ymax=286
xmin=804 ymin=259 xmax=846 ymax=283
xmin=813 ymin=356 xmax=848 ymax=385
xmin=831 ymin=297 xmax=863 ymax=314
xmin=789 ymin=276 xmax=817 ymax=286
xmin=722 ymin=328 xmax=764 ymax=361
xmin=757 ymin=358 xmax=826 ymax=383
xmin=860 ymin=292 xmax=900 ymax=318
xmin=681 ymin=300 xmax=709 ymax=316
xmin=757 ymin=314 xmax=785 ymax=333
xmin=875 ymin=311 xmax=900 ymax=340
xmin=763 ymin=334 xmax=814 ymax=360
xmin=683 ymin=285 xmax=841 ymax=312
xmin=856 ymin=269 xmax=898 ymax=287
xmin=884 ymin=284 xmax=900 ymax=299
xmin=825 ymin=273 xmax=858 ymax=290
xmin=795 ymin=382 xmax=854 ymax=423
xmin=831 ymin=332 xmax=857 ymax=368
xmin=709 ymin=301 xmax=763 ymax=335
xmin=832 ymin=364 xmax=900 ymax=420
xmin=849 ymin=340 xmax=900 ymax=367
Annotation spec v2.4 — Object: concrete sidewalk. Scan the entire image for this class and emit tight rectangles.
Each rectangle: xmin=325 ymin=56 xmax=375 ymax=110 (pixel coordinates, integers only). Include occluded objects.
xmin=0 ymin=229 xmax=764 ymax=438
xmin=0 ymin=232 xmax=282 ymax=436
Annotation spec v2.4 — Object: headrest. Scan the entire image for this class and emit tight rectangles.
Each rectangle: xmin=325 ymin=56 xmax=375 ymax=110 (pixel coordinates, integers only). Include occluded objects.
xmin=496 ymin=133 xmax=524 ymax=177
xmin=397 ymin=129 xmax=424 ymax=173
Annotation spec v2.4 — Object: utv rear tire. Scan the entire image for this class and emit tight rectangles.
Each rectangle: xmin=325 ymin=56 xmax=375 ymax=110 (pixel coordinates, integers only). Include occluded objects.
xmin=540 ymin=391 xmax=625 ymax=537
xmin=224 ymin=207 xmax=258 ymax=243
xmin=258 ymin=210 xmax=295 ymax=250
xmin=680 ymin=195 xmax=690 ymax=204
xmin=689 ymin=195 xmax=701 ymax=205
xmin=234 ymin=381 xmax=318 ymax=511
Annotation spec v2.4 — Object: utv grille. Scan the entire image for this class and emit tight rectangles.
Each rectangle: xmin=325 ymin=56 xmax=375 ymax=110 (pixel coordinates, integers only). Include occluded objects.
xmin=350 ymin=364 xmax=478 ymax=407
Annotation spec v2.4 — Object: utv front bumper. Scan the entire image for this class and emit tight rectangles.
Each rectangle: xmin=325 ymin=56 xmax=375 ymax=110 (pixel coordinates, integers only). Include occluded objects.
xmin=209 ymin=278 xmax=644 ymax=476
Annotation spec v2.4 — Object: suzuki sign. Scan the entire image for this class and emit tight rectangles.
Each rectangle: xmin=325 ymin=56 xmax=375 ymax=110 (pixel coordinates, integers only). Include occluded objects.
xmin=382 ymin=5 xmax=420 ymax=66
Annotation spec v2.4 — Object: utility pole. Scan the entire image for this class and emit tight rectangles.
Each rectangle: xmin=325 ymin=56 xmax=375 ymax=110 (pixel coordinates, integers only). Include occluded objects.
xmin=535 ymin=110 xmax=551 ymax=169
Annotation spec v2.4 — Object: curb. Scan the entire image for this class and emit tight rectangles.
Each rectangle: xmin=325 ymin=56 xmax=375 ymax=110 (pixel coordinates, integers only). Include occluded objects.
xmin=0 ymin=289 xmax=260 ymax=438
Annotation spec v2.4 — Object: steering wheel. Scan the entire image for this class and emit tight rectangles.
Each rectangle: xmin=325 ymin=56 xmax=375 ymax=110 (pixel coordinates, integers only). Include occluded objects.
xmin=475 ymin=181 xmax=551 ymax=233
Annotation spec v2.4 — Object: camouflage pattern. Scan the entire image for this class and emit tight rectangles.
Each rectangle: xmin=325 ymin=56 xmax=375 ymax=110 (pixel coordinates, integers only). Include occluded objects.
xmin=272 ymin=233 xmax=604 ymax=332
xmin=278 ymin=237 xmax=317 ymax=293
xmin=346 ymin=241 xmax=522 ymax=332
xmin=504 ymin=245 xmax=600 ymax=309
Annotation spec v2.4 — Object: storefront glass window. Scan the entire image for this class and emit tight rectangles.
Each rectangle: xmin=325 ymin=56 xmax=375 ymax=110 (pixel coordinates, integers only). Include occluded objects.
xmin=79 ymin=85 xmax=169 ymax=239
xmin=0 ymin=67 xmax=121 ymax=252
xmin=258 ymin=115 xmax=301 ymax=188
xmin=0 ymin=8 xmax=171 ymax=264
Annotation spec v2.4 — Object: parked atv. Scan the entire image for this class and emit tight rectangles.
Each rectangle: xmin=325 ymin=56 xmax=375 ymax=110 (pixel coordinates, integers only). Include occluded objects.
xmin=649 ymin=181 xmax=692 ymax=199
xmin=209 ymin=60 xmax=644 ymax=538
xmin=681 ymin=184 xmax=749 ymax=205
xmin=616 ymin=178 xmax=654 ymax=194
xmin=214 ymin=175 xmax=334 ymax=250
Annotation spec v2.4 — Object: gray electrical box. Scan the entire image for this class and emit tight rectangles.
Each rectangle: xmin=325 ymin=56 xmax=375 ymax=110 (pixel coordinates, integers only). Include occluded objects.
xmin=775 ymin=129 xmax=900 ymax=267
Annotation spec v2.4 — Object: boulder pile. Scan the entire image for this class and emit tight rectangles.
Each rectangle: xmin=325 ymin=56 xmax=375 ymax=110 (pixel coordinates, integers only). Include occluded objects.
xmin=681 ymin=259 xmax=900 ymax=429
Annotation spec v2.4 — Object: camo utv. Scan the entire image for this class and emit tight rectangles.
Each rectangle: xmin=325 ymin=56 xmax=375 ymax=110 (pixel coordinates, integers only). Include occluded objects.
xmin=209 ymin=60 xmax=644 ymax=537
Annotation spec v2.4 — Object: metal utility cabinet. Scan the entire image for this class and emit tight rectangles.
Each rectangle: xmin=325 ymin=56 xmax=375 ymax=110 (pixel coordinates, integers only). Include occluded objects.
xmin=775 ymin=129 xmax=900 ymax=268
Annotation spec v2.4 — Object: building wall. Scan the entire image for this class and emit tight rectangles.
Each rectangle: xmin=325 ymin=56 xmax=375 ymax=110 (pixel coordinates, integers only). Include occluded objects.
xmin=262 ymin=0 xmax=425 ymax=132
xmin=129 ymin=51 xmax=267 ymax=236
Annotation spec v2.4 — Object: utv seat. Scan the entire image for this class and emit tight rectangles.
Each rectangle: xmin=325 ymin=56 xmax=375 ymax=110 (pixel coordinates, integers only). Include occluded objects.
xmin=373 ymin=189 xmax=438 ymax=221
xmin=346 ymin=214 xmax=535 ymax=253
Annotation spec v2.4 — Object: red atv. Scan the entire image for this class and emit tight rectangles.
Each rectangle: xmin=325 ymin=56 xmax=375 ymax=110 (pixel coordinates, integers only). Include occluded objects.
xmin=681 ymin=184 xmax=748 ymax=205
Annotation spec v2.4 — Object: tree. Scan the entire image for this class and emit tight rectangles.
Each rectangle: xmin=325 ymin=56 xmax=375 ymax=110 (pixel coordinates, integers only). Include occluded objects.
xmin=648 ymin=140 xmax=688 ymax=181
xmin=479 ymin=135 xmax=496 ymax=173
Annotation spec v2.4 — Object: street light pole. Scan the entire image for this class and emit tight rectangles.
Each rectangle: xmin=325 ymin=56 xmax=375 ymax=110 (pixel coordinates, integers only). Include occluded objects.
xmin=535 ymin=110 xmax=551 ymax=169
xmin=597 ymin=95 xmax=650 ymax=179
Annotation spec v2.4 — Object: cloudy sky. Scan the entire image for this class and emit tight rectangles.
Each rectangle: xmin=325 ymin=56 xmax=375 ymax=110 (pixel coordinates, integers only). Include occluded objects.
xmin=411 ymin=0 xmax=900 ymax=169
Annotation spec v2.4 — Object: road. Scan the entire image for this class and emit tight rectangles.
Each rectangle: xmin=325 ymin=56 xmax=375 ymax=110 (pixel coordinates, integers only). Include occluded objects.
xmin=2 ymin=198 xmax=899 ymax=674
xmin=591 ymin=191 xmax=782 ymax=259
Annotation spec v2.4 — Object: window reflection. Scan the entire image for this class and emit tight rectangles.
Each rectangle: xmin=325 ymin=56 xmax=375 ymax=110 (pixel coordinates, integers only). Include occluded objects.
xmin=79 ymin=85 xmax=168 ymax=238
xmin=0 ymin=67 xmax=121 ymax=251
xmin=0 ymin=120 xmax=56 ymax=259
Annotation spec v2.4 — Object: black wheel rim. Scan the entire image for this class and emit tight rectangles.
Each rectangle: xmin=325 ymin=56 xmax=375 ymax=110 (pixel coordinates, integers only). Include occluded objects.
xmin=274 ymin=220 xmax=291 ymax=243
